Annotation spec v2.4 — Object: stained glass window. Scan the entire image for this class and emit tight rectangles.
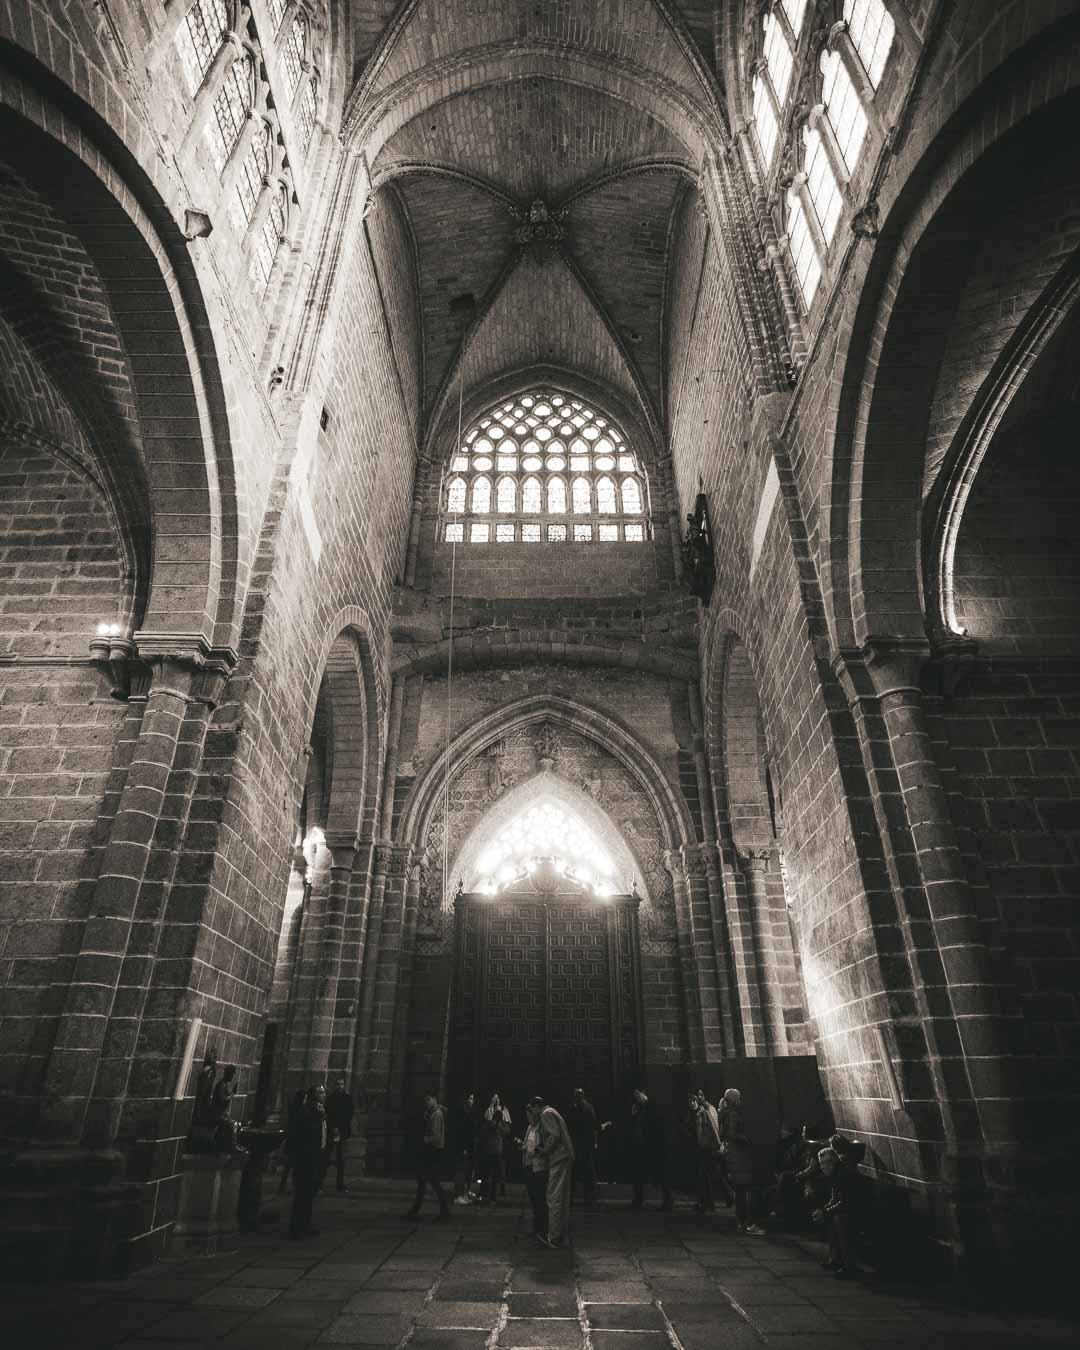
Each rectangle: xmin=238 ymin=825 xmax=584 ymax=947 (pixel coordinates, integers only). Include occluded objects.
xmin=447 ymin=478 xmax=467 ymax=513
xmin=283 ymin=14 xmax=306 ymax=93
xmin=441 ymin=389 xmax=649 ymax=544
xmin=783 ymin=0 xmax=808 ymax=36
xmin=803 ymin=127 xmax=842 ymax=244
xmin=177 ymin=0 xmax=228 ymax=94
xmin=208 ymin=50 xmax=253 ymax=173
xmin=844 ymin=0 xmax=895 ymax=88
xmin=763 ymin=11 xmax=794 ymax=104
xmin=753 ymin=74 xmax=780 ymax=167
xmin=788 ymin=198 xmax=822 ymax=306
xmin=470 ymin=522 xmax=490 ymax=543
xmin=471 ymin=477 xmax=491 ymax=514
xmin=445 ymin=522 xmax=463 ymax=542
xmin=821 ymin=49 xmax=868 ymax=172
xmin=296 ymin=74 xmax=318 ymax=156
xmin=237 ymin=120 xmax=272 ymax=226
xmin=253 ymin=183 xmax=287 ymax=289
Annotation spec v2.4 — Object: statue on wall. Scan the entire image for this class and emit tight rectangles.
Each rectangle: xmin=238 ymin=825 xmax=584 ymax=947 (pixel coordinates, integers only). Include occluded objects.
xmin=535 ymin=722 xmax=561 ymax=772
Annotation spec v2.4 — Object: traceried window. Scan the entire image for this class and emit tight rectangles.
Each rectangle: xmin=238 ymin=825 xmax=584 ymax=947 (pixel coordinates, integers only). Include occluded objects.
xmin=266 ymin=0 xmax=288 ymax=33
xmin=821 ymin=49 xmax=868 ymax=172
xmin=177 ymin=0 xmax=228 ymax=93
xmin=236 ymin=119 xmax=271 ymax=225
xmin=762 ymin=11 xmax=794 ymax=104
xmin=441 ymin=390 xmax=650 ymax=545
xmin=474 ymin=799 xmax=617 ymax=896
xmin=782 ymin=0 xmax=808 ymax=35
xmin=296 ymin=73 xmax=319 ymax=155
xmin=282 ymin=14 xmax=307 ymax=93
xmin=803 ymin=126 xmax=842 ymax=244
xmin=208 ymin=49 xmax=253 ymax=172
xmin=787 ymin=198 xmax=821 ymax=305
xmin=844 ymin=0 xmax=895 ymax=88
xmin=752 ymin=75 xmax=780 ymax=167
xmin=253 ymin=183 xmax=287 ymax=290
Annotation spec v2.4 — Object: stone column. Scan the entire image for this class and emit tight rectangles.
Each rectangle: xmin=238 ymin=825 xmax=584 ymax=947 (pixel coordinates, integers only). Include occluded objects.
xmin=307 ymin=832 xmax=357 ymax=1081
xmin=737 ymin=845 xmax=788 ymax=1054
xmin=270 ymin=847 xmax=310 ymax=1117
xmin=363 ymin=843 xmax=414 ymax=1171
xmin=833 ymin=636 xmax=1017 ymax=1263
xmin=39 ymin=644 xmax=234 ymax=1148
xmin=663 ymin=849 xmax=708 ymax=1064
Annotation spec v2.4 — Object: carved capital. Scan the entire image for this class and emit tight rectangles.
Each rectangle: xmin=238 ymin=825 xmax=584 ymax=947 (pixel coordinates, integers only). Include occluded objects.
xmin=832 ymin=636 xmax=929 ymax=708
xmin=738 ymin=845 xmax=775 ymax=874
xmin=928 ymin=631 xmax=980 ymax=698
xmin=375 ymin=842 xmax=414 ymax=877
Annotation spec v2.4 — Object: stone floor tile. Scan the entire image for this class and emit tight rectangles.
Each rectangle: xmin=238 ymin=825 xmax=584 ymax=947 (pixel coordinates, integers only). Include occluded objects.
xmin=408 ymin=1333 xmax=491 ymax=1350
xmin=342 ymin=1290 xmax=429 ymax=1314
xmin=220 ymin=1328 xmax=320 ymax=1350
xmin=506 ymin=1290 xmax=580 ymax=1317
xmin=585 ymin=1302 xmax=666 ymax=1330
xmin=672 ymin=1327 xmax=765 ymax=1350
xmin=590 ymin=1335 xmax=670 ymax=1350
xmin=739 ymin=1304 xmax=842 ymax=1335
xmin=576 ymin=1281 xmax=651 ymax=1302
xmin=137 ymin=1308 xmax=252 ymax=1341
xmin=364 ymin=1270 xmax=439 ymax=1290
xmin=417 ymin=1300 xmax=503 ymax=1328
xmin=317 ymin=1312 xmax=414 ymax=1343
xmin=308 ymin=1263 xmax=384 ymax=1281
xmin=764 ymin=1336 xmax=862 ymax=1350
xmin=243 ymin=1302 xmax=341 ymax=1330
xmin=228 ymin=1265 xmax=309 ymax=1287
xmin=496 ymin=1317 xmax=584 ymax=1347
xmin=193 ymin=1284 xmax=284 ymax=1309
xmin=435 ymin=1278 xmax=507 ymax=1300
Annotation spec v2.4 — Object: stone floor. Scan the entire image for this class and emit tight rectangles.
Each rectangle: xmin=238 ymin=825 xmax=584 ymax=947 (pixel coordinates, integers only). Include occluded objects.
xmin=2 ymin=1179 xmax=1074 ymax=1350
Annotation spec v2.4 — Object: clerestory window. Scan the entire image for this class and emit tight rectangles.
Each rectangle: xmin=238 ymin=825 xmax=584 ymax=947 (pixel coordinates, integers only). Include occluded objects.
xmin=442 ymin=390 xmax=650 ymax=545
xmin=207 ymin=49 xmax=254 ymax=173
xmin=844 ymin=0 xmax=895 ymax=88
xmin=177 ymin=0 xmax=228 ymax=93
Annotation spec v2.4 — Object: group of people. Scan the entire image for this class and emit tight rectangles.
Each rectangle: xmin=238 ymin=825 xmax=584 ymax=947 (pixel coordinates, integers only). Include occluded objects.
xmin=278 ymin=1075 xmax=357 ymax=1240
xmin=407 ymin=1084 xmax=865 ymax=1276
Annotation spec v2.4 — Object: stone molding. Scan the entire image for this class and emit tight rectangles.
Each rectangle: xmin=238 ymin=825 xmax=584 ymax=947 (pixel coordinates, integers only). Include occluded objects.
xmin=831 ymin=636 xmax=930 ymax=708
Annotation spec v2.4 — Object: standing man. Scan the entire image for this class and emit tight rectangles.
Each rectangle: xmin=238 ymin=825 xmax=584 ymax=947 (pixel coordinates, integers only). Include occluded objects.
xmin=568 ymin=1087 xmax=599 ymax=1206
xmin=520 ymin=1101 xmax=549 ymax=1240
xmin=450 ymin=1089 xmax=480 ymax=1205
xmin=688 ymin=1092 xmax=723 ymax=1212
xmin=289 ymin=1084 xmax=327 ymax=1239
xmin=628 ymin=1088 xmax=673 ymax=1211
xmin=405 ymin=1092 xmax=450 ymax=1220
xmin=325 ymin=1074 xmax=355 ymax=1193
xmin=528 ymin=1094 xmax=575 ymax=1248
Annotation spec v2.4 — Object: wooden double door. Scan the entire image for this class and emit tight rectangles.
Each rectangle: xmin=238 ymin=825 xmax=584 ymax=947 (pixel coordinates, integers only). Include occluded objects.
xmin=451 ymin=892 xmax=643 ymax=1122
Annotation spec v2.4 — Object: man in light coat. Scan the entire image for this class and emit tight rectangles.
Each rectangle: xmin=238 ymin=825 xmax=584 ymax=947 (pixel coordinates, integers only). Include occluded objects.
xmin=526 ymin=1095 xmax=575 ymax=1247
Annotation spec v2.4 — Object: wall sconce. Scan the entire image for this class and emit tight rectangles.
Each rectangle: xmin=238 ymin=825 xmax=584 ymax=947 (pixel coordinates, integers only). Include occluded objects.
xmin=89 ymin=623 xmax=135 ymax=699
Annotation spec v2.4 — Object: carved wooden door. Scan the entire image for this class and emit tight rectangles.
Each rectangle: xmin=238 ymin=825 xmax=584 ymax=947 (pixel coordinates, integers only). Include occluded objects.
xmin=452 ymin=893 xmax=642 ymax=1118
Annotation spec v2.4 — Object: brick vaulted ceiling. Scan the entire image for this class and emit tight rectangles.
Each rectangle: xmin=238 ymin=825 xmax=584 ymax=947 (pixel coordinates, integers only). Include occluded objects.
xmin=350 ymin=0 xmax=722 ymax=460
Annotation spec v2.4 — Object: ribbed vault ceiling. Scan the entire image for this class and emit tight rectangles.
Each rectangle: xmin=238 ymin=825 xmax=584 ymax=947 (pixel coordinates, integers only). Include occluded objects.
xmin=350 ymin=0 xmax=723 ymax=458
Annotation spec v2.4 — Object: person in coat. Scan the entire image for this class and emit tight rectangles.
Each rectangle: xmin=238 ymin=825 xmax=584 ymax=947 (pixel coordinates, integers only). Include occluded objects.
xmin=628 ymin=1088 xmax=673 ymax=1211
xmin=288 ymin=1084 xmax=327 ymax=1239
xmin=476 ymin=1092 xmax=511 ymax=1204
xmin=813 ymin=1147 xmax=854 ymax=1276
xmin=688 ymin=1092 xmax=723 ymax=1212
xmin=519 ymin=1102 xmax=549 ymax=1239
xmin=405 ymin=1093 xmax=450 ymax=1219
xmin=325 ymin=1075 xmax=355 ymax=1192
xmin=450 ymin=1089 xmax=480 ymax=1204
xmin=568 ymin=1087 xmax=599 ymax=1206
xmin=719 ymin=1088 xmax=764 ymax=1235
xmin=527 ymin=1095 xmax=575 ymax=1247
